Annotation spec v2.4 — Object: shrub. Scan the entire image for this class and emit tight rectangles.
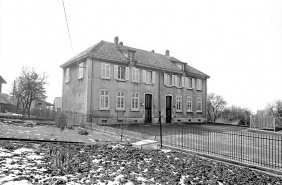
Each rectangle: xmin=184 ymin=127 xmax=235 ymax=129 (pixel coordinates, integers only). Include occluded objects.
xmin=78 ymin=129 xmax=89 ymax=135
xmin=55 ymin=113 xmax=67 ymax=131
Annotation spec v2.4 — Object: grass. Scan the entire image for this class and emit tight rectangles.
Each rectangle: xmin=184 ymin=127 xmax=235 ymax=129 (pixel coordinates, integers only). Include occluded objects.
xmin=0 ymin=121 xmax=119 ymax=143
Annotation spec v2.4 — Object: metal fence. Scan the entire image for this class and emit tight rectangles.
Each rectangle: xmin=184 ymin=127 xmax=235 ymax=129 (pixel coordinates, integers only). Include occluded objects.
xmin=159 ymin=126 xmax=282 ymax=170
xmin=61 ymin=111 xmax=282 ymax=171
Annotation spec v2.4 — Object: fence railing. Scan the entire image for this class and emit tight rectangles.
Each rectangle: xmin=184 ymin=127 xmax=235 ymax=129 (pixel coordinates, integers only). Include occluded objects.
xmin=61 ymin=111 xmax=282 ymax=171
xmin=159 ymin=126 xmax=282 ymax=170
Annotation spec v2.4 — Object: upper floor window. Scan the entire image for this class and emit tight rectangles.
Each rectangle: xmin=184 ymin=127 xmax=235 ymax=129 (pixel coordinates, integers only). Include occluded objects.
xmin=143 ymin=70 xmax=156 ymax=84
xmin=116 ymin=91 xmax=125 ymax=109
xmin=114 ymin=65 xmax=129 ymax=81
xmin=101 ymin=63 xmax=111 ymax=79
xmin=176 ymin=96 xmax=182 ymax=112
xmin=131 ymin=92 xmax=140 ymax=111
xmin=187 ymin=96 xmax=192 ymax=112
xmin=78 ymin=62 xmax=84 ymax=79
xmin=100 ymin=89 xmax=110 ymax=110
xmin=197 ymin=79 xmax=202 ymax=90
xmin=132 ymin=67 xmax=140 ymax=82
xmin=176 ymin=76 xmax=184 ymax=88
xmin=167 ymin=74 xmax=172 ymax=86
xmin=187 ymin=78 xmax=192 ymax=89
xmin=65 ymin=68 xmax=70 ymax=83
xmin=197 ymin=97 xmax=202 ymax=112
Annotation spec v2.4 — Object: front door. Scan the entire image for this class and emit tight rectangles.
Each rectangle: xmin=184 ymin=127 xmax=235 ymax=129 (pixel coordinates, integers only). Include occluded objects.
xmin=145 ymin=94 xmax=152 ymax=123
xmin=166 ymin=96 xmax=172 ymax=123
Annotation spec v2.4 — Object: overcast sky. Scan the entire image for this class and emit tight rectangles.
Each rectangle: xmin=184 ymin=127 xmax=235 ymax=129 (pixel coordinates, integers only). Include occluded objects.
xmin=0 ymin=0 xmax=281 ymax=113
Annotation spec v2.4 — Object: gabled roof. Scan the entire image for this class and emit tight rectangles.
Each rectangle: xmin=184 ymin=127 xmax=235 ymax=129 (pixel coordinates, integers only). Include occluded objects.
xmin=0 ymin=76 xmax=7 ymax=84
xmin=0 ymin=93 xmax=15 ymax=105
xmin=60 ymin=39 xmax=209 ymax=77
xmin=186 ymin=64 xmax=210 ymax=78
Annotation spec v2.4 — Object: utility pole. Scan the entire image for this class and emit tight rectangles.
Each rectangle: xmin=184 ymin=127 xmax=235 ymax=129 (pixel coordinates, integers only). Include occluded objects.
xmin=158 ymin=68 xmax=162 ymax=148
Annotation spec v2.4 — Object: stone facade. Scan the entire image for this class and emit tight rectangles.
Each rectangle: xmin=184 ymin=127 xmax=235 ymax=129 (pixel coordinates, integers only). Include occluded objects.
xmin=61 ymin=37 xmax=209 ymax=124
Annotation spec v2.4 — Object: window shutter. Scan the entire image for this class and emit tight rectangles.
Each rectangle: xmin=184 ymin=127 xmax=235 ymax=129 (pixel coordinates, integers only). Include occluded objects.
xmin=164 ymin=73 xmax=167 ymax=86
xmin=143 ymin=70 xmax=146 ymax=83
xmin=125 ymin=67 xmax=129 ymax=80
xmin=181 ymin=77 xmax=184 ymax=87
xmin=108 ymin=64 xmax=111 ymax=79
xmin=192 ymin=78 xmax=195 ymax=89
xmin=131 ymin=67 xmax=135 ymax=81
xmin=184 ymin=77 xmax=188 ymax=88
xmin=173 ymin=75 xmax=177 ymax=86
xmin=152 ymin=71 xmax=156 ymax=84
xmin=101 ymin=63 xmax=104 ymax=77
xmin=137 ymin=68 xmax=140 ymax=82
xmin=114 ymin=65 xmax=118 ymax=79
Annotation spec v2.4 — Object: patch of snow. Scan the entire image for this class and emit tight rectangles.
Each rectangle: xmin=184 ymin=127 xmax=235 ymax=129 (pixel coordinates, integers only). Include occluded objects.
xmin=26 ymin=154 xmax=43 ymax=160
xmin=13 ymin=148 xmax=34 ymax=154
xmin=160 ymin=149 xmax=171 ymax=153
xmin=0 ymin=174 xmax=17 ymax=184
xmin=2 ymin=180 xmax=32 ymax=185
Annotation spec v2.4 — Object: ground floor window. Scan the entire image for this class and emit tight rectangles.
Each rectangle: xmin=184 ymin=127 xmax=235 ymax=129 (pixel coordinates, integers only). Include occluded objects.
xmin=100 ymin=90 xmax=109 ymax=109
xmin=131 ymin=92 xmax=140 ymax=110
xmin=176 ymin=96 xmax=182 ymax=112
xmin=187 ymin=96 xmax=192 ymax=112
xmin=116 ymin=91 xmax=125 ymax=109
xmin=197 ymin=97 xmax=202 ymax=112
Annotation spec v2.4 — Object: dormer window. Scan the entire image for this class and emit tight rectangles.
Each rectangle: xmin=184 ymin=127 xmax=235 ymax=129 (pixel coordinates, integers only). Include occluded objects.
xmin=176 ymin=63 xmax=183 ymax=70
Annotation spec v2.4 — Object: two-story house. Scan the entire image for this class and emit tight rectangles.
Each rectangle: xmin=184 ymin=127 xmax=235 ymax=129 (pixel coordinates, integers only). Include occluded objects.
xmin=60 ymin=37 xmax=209 ymax=124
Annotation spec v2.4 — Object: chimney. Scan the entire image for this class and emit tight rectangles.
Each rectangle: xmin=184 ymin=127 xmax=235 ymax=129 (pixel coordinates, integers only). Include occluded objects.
xmin=114 ymin=36 xmax=119 ymax=45
xmin=151 ymin=50 xmax=155 ymax=53
xmin=165 ymin=50 xmax=169 ymax=56
xmin=119 ymin=42 xmax=123 ymax=45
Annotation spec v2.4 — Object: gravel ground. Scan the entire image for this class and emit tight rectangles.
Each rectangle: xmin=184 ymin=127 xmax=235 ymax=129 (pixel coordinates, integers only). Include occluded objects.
xmin=0 ymin=141 xmax=282 ymax=185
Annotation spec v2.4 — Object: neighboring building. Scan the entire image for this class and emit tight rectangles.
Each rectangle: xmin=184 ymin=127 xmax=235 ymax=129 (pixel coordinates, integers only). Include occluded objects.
xmin=30 ymin=99 xmax=53 ymax=110
xmin=60 ymin=37 xmax=209 ymax=124
xmin=0 ymin=93 xmax=17 ymax=113
xmin=53 ymin=97 xmax=62 ymax=113
xmin=0 ymin=76 xmax=7 ymax=112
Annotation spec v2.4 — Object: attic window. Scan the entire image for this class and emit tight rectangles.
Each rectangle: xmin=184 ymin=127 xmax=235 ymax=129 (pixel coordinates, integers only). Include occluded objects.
xmin=129 ymin=52 xmax=134 ymax=62
xmin=176 ymin=64 xmax=183 ymax=70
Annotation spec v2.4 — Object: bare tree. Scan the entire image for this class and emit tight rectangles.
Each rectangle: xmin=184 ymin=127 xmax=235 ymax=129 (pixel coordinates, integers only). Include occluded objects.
xmin=11 ymin=67 xmax=48 ymax=116
xmin=222 ymin=105 xmax=252 ymax=125
xmin=207 ymin=93 xmax=227 ymax=122
xmin=266 ymin=100 xmax=282 ymax=125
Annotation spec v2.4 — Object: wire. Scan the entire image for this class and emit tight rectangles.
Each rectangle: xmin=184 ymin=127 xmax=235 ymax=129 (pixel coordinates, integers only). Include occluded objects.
xmin=62 ymin=0 xmax=74 ymax=55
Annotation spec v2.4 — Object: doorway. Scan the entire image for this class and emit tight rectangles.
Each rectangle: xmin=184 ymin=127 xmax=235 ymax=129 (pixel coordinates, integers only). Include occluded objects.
xmin=166 ymin=96 xmax=172 ymax=123
xmin=145 ymin=94 xmax=152 ymax=123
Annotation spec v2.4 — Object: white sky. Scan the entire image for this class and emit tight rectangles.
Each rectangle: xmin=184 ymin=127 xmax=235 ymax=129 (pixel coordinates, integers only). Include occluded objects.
xmin=0 ymin=0 xmax=281 ymax=113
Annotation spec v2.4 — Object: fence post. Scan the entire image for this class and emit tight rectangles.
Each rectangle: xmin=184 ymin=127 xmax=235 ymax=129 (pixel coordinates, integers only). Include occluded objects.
xmin=181 ymin=127 xmax=184 ymax=148
xmin=240 ymin=132 xmax=243 ymax=161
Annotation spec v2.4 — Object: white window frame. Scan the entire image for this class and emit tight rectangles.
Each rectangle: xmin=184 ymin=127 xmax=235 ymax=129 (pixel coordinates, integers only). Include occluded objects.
xmin=78 ymin=63 xmax=84 ymax=79
xmin=187 ymin=77 xmax=192 ymax=89
xmin=131 ymin=92 xmax=140 ymax=111
xmin=167 ymin=74 xmax=172 ymax=86
xmin=176 ymin=96 xmax=182 ymax=112
xmin=99 ymin=89 xmax=110 ymax=110
xmin=118 ymin=66 xmax=126 ymax=80
xmin=116 ymin=91 xmax=125 ymax=110
xmin=101 ymin=63 xmax=111 ymax=79
xmin=187 ymin=96 xmax=193 ymax=112
xmin=131 ymin=67 xmax=140 ymax=82
xmin=197 ymin=97 xmax=202 ymax=112
xmin=65 ymin=68 xmax=70 ymax=83
xmin=197 ymin=79 xmax=202 ymax=91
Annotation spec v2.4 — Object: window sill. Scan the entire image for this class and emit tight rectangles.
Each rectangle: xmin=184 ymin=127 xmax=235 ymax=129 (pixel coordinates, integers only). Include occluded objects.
xmin=176 ymin=111 xmax=183 ymax=113
xmin=116 ymin=109 xmax=125 ymax=111
xmin=130 ymin=109 xmax=140 ymax=112
xmin=197 ymin=89 xmax=202 ymax=91
xmin=187 ymin=110 xmax=193 ymax=113
xmin=165 ymin=85 xmax=173 ymax=87
xmin=131 ymin=81 xmax=140 ymax=84
xmin=65 ymin=81 xmax=69 ymax=84
xmin=197 ymin=111 xmax=203 ymax=113
xmin=101 ymin=77 xmax=111 ymax=80
xmin=99 ymin=108 xmax=110 ymax=111
xmin=176 ymin=86 xmax=183 ymax=89
xmin=145 ymin=82 xmax=153 ymax=85
xmin=78 ymin=77 xmax=83 ymax=80
xmin=116 ymin=79 xmax=126 ymax=82
xmin=187 ymin=88 xmax=192 ymax=90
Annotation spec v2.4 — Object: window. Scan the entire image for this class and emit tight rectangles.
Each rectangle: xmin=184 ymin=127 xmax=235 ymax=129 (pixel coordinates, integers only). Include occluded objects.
xmin=114 ymin=65 xmax=129 ymax=81
xmin=176 ymin=63 xmax=183 ymax=70
xmin=167 ymin=74 xmax=172 ymax=86
xmin=187 ymin=96 xmax=192 ymax=112
xmin=131 ymin=92 xmax=140 ymax=110
xmin=116 ymin=91 xmax=125 ymax=109
xmin=100 ymin=90 xmax=110 ymax=110
xmin=187 ymin=78 xmax=192 ymax=89
xmin=143 ymin=70 xmax=156 ymax=84
xmin=101 ymin=63 xmax=110 ymax=79
xmin=197 ymin=79 xmax=202 ymax=90
xmin=65 ymin=68 xmax=70 ymax=83
xmin=132 ymin=67 xmax=140 ymax=82
xmin=197 ymin=97 xmax=202 ymax=112
xmin=176 ymin=76 xmax=184 ymax=87
xmin=176 ymin=96 xmax=182 ymax=112
xmin=78 ymin=63 xmax=84 ymax=79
